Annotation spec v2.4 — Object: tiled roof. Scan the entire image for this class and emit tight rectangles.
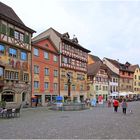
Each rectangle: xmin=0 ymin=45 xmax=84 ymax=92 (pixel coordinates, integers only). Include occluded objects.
xmin=129 ymin=65 xmax=139 ymax=72
xmin=0 ymin=2 xmax=35 ymax=33
xmin=88 ymin=61 xmax=108 ymax=76
xmin=89 ymin=54 xmax=101 ymax=62
xmin=51 ymin=28 xmax=91 ymax=53
xmin=105 ymin=57 xmax=134 ymax=72
xmin=0 ymin=2 xmax=24 ymax=25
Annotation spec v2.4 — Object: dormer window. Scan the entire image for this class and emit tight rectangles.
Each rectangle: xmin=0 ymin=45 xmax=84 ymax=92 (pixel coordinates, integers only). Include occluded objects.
xmin=62 ymin=32 xmax=70 ymax=38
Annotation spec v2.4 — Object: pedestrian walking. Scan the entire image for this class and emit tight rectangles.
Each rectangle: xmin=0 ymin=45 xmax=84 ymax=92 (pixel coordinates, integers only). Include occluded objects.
xmin=108 ymin=97 xmax=112 ymax=107
xmin=121 ymin=99 xmax=127 ymax=114
xmin=113 ymin=98 xmax=119 ymax=112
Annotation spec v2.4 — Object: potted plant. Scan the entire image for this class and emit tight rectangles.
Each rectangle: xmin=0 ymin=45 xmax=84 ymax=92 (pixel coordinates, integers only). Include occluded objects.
xmin=0 ymin=100 xmax=6 ymax=109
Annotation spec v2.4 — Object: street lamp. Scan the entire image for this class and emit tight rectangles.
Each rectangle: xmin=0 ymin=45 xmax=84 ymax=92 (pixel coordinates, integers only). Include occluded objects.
xmin=67 ymin=73 xmax=71 ymax=100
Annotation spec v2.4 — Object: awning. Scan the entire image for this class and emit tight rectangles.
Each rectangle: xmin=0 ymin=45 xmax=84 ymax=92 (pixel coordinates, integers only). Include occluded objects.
xmin=56 ymin=96 xmax=63 ymax=101
xmin=119 ymin=92 xmax=128 ymax=96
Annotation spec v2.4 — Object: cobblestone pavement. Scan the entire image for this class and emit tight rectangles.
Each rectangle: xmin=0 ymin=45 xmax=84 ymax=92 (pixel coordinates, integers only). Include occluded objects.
xmin=0 ymin=101 xmax=140 ymax=139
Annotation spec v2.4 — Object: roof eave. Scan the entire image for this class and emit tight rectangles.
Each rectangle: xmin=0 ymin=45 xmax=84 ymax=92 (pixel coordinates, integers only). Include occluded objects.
xmin=0 ymin=14 xmax=36 ymax=33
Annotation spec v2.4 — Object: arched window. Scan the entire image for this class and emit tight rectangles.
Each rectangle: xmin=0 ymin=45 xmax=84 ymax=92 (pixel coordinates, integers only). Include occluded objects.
xmin=2 ymin=91 xmax=15 ymax=102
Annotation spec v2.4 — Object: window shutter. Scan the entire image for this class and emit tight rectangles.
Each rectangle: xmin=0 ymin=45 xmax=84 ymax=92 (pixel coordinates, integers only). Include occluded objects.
xmin=24 ymin=34 xmax=29 ymax=44
xmin=1 ymin=24 xmax=7 ymax=34
xmin=8 ymin=28 xmax=14 ymax=37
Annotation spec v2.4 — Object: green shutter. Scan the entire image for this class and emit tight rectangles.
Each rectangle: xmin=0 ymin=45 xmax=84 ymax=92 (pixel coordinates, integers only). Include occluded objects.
xmin=24 ymin=34 xmax=29 ymax=44
xmin=8 ymin=28 xmax=14 ymax=37
xmin=1 ymin=24 xmax=6 ymax=34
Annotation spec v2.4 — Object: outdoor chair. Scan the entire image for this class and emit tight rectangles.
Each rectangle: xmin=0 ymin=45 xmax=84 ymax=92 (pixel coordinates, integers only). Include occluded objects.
xmin=5 ymin=108 xmax=13 ymax=118
xmin=0 ymin=108 xmax=4 ymax=117
xmin=13 ymin=104 xmax=22 ymax=117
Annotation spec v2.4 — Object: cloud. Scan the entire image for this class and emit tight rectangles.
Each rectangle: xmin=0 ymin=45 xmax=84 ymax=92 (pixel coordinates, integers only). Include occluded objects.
xmin=1 ymin=0 xmax=140 ymax=65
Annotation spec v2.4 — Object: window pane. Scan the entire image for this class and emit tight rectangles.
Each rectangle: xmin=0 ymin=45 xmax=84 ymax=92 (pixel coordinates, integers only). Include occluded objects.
xmin=34 ymin=81 xmax=39 ymax=88
xmin=34 ymin=48 xmax=38 ymax=56
xmin=44 ymin=82 xmax=49 ymax=89
xmin=0 ymin=44 xmax=5 ymax=54
xmin=21 ymin=51 xmax=27 ymax=60
xmin=54 ymin=55 xmax=58 ymax=62
xmin=45 ymin=68 xmax=49 ymax=75
xmin=14 ymin=31 xmax=19 ymax=39
xmin=54 ymin=83 xmax=58 ymax=90
xmin=20 ymin=33 xmax=24 ymax=42
xmin=54 ymin=70 xmax=58 ymax=77
xmin=0 ymin=67 xmax=4 ymax=76
xmin=9 ymin=48 xmax=17 ymax=57
xmin=44 ymin=52 xmax=49 ymax=59
xmin=34 ymin=65 xmax=39 ymax=74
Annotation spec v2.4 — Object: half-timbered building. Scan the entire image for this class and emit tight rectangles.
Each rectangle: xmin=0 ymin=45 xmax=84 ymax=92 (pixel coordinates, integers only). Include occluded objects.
xmin=33 ymin=28 xmax=90 ymax=102
xmin=0 ymin=2 xmax=35 ymax=106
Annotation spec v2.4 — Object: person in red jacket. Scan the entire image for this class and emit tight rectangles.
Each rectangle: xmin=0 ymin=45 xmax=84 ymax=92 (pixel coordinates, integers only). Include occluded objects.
xmin=113 ymin=99 xmax=119 ymax=112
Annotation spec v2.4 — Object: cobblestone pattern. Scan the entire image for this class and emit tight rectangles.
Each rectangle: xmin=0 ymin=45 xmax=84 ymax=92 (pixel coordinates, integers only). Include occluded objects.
xmin=0 ymin=102 xmax=140 ymax=139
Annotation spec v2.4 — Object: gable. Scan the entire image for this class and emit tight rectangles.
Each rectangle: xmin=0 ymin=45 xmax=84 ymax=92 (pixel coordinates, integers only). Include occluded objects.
xmin=33 ymin=38 xmax=59 ymax=54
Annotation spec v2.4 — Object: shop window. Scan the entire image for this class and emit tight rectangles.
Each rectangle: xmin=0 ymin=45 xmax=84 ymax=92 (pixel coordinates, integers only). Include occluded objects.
xmin=45 ymin=95 xmax=51 ymax=103
xmin=2 ymin=94 xmax=14 ymax=102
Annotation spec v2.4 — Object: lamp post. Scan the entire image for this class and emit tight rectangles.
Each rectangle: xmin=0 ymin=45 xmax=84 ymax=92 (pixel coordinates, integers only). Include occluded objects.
xmin=67 ymin=73 xmax=71 ymax=100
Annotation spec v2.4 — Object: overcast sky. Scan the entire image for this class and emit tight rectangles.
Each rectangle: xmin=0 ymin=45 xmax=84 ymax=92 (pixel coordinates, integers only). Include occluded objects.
xmin=1 ymin=0 xmax=140 ymax=66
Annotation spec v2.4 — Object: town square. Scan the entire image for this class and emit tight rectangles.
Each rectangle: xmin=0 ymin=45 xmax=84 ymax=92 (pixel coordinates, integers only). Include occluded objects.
xmin=0 ymin=101 xmax=140 ymax=139
xmin=0 ymin=0 xmax=140 ymax=139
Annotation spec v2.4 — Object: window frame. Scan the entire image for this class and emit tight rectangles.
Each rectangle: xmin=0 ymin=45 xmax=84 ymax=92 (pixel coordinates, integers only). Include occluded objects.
xmin=21 ymin=51 xmax=27 ymax=61
xmin=0 ymin=44 xmax=5 ymax=55
xmin=34 ymin=48 xmax=39 ymax=56
xmin=34 ymin=81 xmax=39 ymax=89
xmin=9 ymin=47 xmax=17 ymax=58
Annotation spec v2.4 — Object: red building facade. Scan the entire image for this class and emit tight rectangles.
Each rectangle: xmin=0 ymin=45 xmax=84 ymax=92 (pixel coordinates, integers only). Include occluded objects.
xmin=32 ymin=37 xmax=59 ymax=106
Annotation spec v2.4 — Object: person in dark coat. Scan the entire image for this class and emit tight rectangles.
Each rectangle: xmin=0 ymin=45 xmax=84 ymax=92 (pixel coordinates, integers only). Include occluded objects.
xmin=121 ymin=99 xmax=127 ymax=114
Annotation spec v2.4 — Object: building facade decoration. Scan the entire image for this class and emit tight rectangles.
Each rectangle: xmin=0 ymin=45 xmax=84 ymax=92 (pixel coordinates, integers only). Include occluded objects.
xmin=32 ymin=36 xmax=59 ymax=106
xmin=87 ymin=55 xmax=109 ymax=101
xmin=0 ymin=2 xmax=35 ymax=106
xmin=33 ymin=28 xmax=90 ymax=102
